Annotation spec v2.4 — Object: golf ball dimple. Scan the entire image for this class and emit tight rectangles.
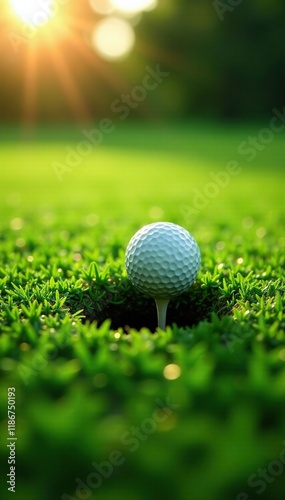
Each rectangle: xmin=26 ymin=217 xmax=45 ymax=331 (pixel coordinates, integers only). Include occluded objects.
xmin=125 ymin=222 xmax=201 ymax=299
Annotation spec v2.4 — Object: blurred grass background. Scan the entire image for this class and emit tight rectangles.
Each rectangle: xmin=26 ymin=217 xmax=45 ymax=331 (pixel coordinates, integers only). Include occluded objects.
xmin=0 ymin=122 xmax=284 ymax=229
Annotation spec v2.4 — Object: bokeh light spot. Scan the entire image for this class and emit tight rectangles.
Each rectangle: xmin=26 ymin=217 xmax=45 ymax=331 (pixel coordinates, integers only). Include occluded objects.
xmin=111 ymin=0 xmax=157 ymax=15
xmin=20 ymin=342 xmax=30 ymax=351
xmin=73 ymin=253 xmax=82 ymax=262
xmin=163 ymin=364 xmax=181 ymax=380
xmin=256 ymin=227 xmax=266 ymax=238
xmin=216 ymin=241 xmax=225 ymax=251
xmin=11 ymin=218 xmax=24 ymax=230
xmin=149 ymin=206 xmax=164 ymax=220
xmin=16 ymin=238 xmax=26 ymax=248
xmin=279 ymin=348 xmax=285 ymax=362
xmin=89 ymin=0 xmax=114 ymax=15
xmin=92 ymin=17 xmax=135 ymax=60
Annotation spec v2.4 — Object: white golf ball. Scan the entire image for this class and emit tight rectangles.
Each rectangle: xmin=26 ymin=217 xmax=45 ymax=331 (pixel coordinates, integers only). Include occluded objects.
xmin=125 ymin=222 xmax=201 ymax=299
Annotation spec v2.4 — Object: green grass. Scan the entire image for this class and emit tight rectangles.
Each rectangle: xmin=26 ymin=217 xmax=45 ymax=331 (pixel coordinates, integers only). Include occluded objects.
xmin=0 ymin=122 xmax=285 ymax=500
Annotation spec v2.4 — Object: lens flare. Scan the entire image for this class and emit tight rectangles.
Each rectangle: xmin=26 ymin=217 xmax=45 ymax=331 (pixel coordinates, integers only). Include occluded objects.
xmin=111 ymin=0 xmax=157 ymax=15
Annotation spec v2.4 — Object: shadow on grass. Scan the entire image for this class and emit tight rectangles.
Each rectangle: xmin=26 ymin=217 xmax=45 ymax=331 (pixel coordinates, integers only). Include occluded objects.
xmin=68 ymin=277 xmax=230 ymax=333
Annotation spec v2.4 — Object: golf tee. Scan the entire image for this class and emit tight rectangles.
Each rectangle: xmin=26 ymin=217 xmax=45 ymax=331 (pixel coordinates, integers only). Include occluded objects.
xmin=155 ymin=298 xmax=170 ymax=330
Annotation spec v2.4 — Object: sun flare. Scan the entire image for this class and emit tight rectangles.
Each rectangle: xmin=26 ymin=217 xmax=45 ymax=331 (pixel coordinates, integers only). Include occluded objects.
xmin=10 ymin=0 xmax=54 ymax=27
xmin=4 ymin=0 xmax=160 ymax=125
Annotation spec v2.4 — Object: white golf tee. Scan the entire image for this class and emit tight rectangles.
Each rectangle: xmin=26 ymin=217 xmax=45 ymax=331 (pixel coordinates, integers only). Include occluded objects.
xmin=155 ymin=298 xmax=170 ymax=330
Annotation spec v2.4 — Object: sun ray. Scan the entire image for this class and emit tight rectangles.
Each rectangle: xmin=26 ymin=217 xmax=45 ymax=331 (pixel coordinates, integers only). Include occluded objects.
xmin=67 ymin=31 xmax=154 ymax=119
xmin=63 ymin=15 xmax=152 ymax=102
xmin=66 ymin=25 xmax=162 ymax=119
xmin=22 ymin=44 xmax=38 ymax=126
xmin=47 ymin=43 xmax=92 ymax=122
xmin=66 ymin=26 xmax=132 ymax=96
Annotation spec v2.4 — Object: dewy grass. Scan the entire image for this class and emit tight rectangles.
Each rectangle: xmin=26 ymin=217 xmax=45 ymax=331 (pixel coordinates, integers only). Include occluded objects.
xmin=0 ymin=122 xmax=284 ymax=500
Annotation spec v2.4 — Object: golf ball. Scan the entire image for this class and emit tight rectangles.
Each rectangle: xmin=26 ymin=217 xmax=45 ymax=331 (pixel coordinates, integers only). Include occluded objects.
xmin=125 ymin=222 xmax=201 ymax=299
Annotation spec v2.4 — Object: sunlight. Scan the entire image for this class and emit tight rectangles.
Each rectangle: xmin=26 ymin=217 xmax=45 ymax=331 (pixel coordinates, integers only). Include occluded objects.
xmin=10 ymin=0 xmax=55 ymax=27
xmin=111 ymin=0 xmax=157 ymax=15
